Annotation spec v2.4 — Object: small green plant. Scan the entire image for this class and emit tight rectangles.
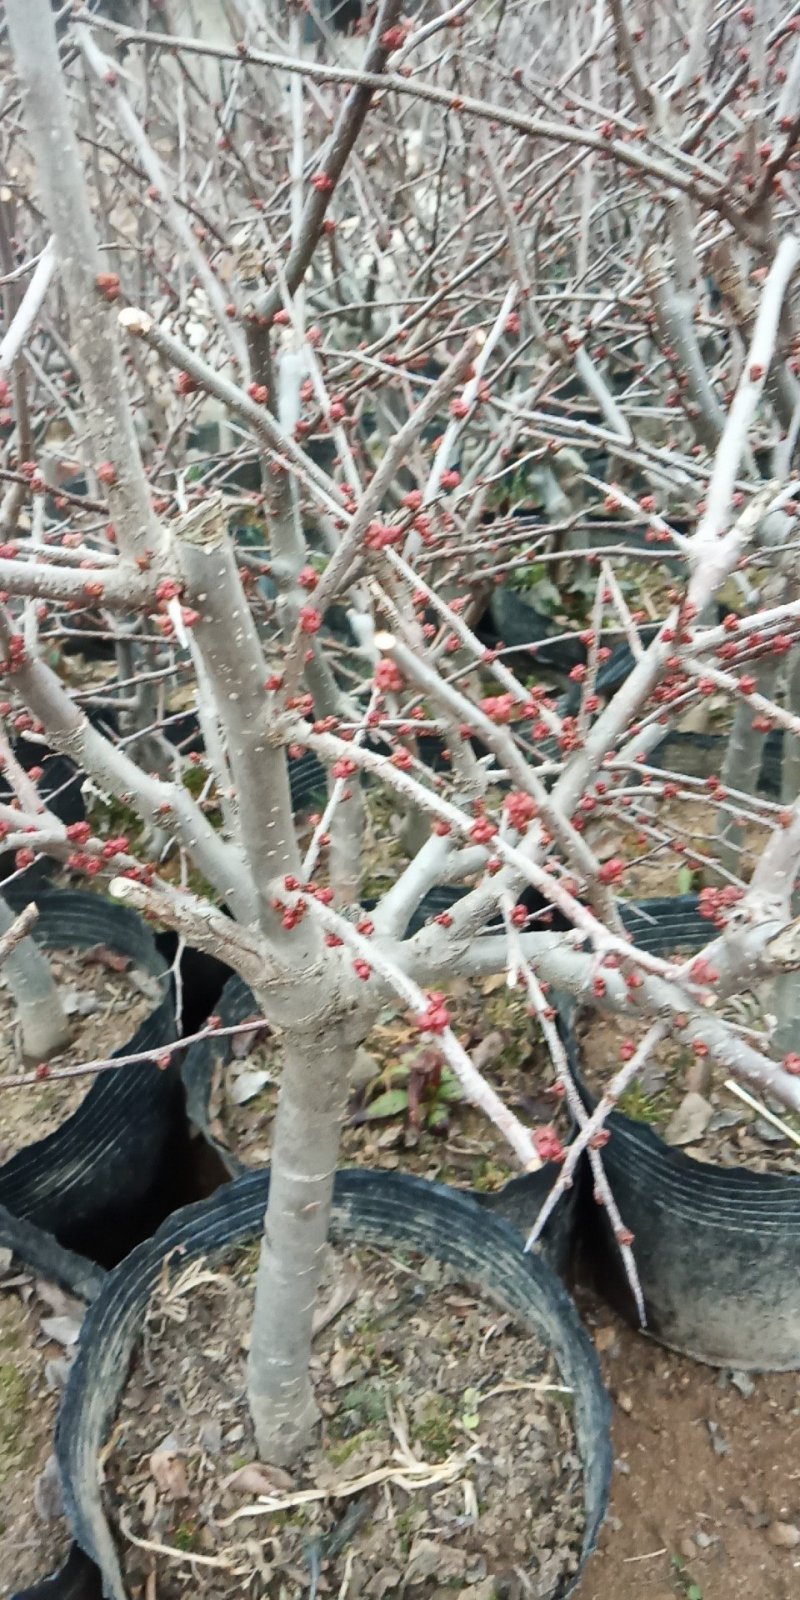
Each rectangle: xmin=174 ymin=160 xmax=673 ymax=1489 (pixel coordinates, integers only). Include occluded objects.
xmin=414 ymin=1393 xmax=456 ymax=1458
xmin=616 ymin=1079 xmax=668 ymax=1127
xmin=670 ymin=1553 xmax=703 ymax=1599
xmin=362 ymin=1048 xmax=463 ymax=1134
xmin=171 ymin=1522 xmax=201 ymax=1552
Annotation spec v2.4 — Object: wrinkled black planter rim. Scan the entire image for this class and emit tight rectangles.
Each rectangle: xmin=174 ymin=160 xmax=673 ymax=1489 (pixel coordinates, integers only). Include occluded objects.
xmin=567 ymin=895 xmax=800 ymax=1370
xmin=0 ymin=887 xmax=178 ymax=1263
xmin=58 ymin=1168 xmax=611 ymax=1600
xmin=11 ymin=1543 xmax=102 ymax=1600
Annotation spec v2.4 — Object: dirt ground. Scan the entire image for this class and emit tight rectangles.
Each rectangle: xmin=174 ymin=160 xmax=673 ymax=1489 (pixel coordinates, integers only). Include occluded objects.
xmin=576 ymin=1294 xmax=800 ymax=1600
xmin=0 ymin=1261 xmax=77 ymax=1594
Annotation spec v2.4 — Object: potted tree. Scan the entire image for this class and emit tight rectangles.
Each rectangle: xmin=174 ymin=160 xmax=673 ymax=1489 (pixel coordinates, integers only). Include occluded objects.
xmin=2 ymin=0 xmax=800 ymax=1591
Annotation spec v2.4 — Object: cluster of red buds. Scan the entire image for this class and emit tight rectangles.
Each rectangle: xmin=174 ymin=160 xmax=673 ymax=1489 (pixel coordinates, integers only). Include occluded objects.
xmin=364 ymin=521 xmax=403 ymax=550
xmin=95 ymin=272 xmax=121 ymax=302
xmin=531 ymin=1125 xmax=566 ymax=1163
xmin=0 ymin=634 xmax=28 ymax=676
xmin=479 ymin=692 xmax=516 ymax=724
xmin=503 ymin=791 xmax=537 ymax=831
xmin=697 ymin=884 xmax=744 ymax=928
xmin=374 ymin=659 xmax=404 ymax=693
xmin=415 ymin=992 xmax=450 ymax=1034
xmin=298 ymin=606 xmax=322 ymax=634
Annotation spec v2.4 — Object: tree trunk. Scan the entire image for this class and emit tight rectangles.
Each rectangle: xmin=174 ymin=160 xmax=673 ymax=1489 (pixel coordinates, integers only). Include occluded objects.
xmin=0 ymin=892 xmax=69 ymax=1061
xmin=247 ymin=1024 xmax=351 ymax=1464
xmin=715 ymin=656 xmax=781 ymax=878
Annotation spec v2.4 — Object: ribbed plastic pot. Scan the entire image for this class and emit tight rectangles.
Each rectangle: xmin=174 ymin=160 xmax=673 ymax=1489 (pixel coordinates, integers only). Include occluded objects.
xmin=12 ymin=1542 xmax=102 ymax=1600
xmin=567 ymin=896 xmax=800 ymax=1369
xmin=0 ymin=888 xmax=179 ymax=1265
xmin=0 ymin=738 xmax=85 ymax=890
xmin=57 ymin=1169 xmax=611 ymax=1600
xmin=651 ymin=728 xmax=782 ymax=797
xmin=487 ymin=586 xmax=586 ymax=672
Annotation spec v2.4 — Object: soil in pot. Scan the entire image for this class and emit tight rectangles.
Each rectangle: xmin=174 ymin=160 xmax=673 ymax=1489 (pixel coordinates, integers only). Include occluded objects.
xmin=594 ymin=791 xmax=769 ymax=905
xmin=0 ymin=945 xmax=161 ymax=1165
xmin=0 ymin=1252 xmax=85 ymax=1590
xmin=106 ymin=1238 xmax=585 ymax=1598
xmin=577 ymin=977 xmax=800 ymax=1176
xmin=209 ymin=977 xmax=565 ymax=1192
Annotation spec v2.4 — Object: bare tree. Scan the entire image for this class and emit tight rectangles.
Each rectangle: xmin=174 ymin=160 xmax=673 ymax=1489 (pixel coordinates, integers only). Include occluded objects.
xmin=1 ymin=0 xmax=800 ymax=1468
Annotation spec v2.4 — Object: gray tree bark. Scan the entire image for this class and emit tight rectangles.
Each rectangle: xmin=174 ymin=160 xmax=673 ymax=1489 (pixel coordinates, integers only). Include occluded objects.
xmin=0 ymin=891 xmax=69 ymax=1061
xmin=247 ymin=1023 xmax=352 ymax=1463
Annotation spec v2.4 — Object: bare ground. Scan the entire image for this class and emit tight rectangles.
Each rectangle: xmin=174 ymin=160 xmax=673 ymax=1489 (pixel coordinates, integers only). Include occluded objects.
xmin=576 ymin=1293 xmax=800 ymax=1600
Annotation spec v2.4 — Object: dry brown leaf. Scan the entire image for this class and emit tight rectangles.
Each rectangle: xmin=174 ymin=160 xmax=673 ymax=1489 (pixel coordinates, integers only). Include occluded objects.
xmin=141 ymin=1480 xmax=158 ymax=1526
xmin=312 ymin=1268 xmax=358 ymax=1339
xmin=481 ymin=973 xmax=507 ymax=994
xmin=223 ymin=1461 xmax=295 ymax=1496
xmin=39 ymin=1314 xmax=81 ymax=1348
xmin=664 ymin=1092 xmax=713 ymax=1147
xmin=81 ymin=944 xmax=132 ymax=974
xmin=149 ymin=1446 xmax=189 ymax=1501
xmin=470 ymin=1031 xmax=504 ymax=1071
xmin=228 ymin=1068 xmax=272 ymax=1105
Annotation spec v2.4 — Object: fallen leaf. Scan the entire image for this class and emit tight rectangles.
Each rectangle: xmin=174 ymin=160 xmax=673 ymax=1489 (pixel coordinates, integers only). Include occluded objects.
xmin=664 ymin=1092 xmax=713 ymax=1147
xmin=312 ymin=1269 xmax=358 ymax=1338
xmin=638 ymin=1060 xmax=667 ymax=1095
xmin=33 ymin=1454 xmax=63 ymax=1522
xmin=81 ymin=944 xmax=132 ymax=974
xmin=406 ymin=1539 xmax=469 ymax=1584
xmin=481 ymin=973 xmax=507 ymax=995
xmin=228 ymin=1068 xmax=272 ymax=1105
xmin=127 ymin=969 xmax=163 ymax=1004
xmin=39 ymin=1314 xmax=81 ymax=1348
xmin=150 ymin=1444 xmax=189 ymax=1501
xmin=767 ymin=1520 xmax=800 ymax=1548
xmin=349 ymin=1047 xmax=380 ymax=1090
xmin=223 ymin=1461 xmax=295 ymax=1496
xmin=471 ymin=1031 xmax=505 ymax=1071
xmin=366 ymin=1567 xmax=404 ymax=1598
xmin=61 ymin=986 xmax=101 ymax=1018
xmin=36 ymin=1282 xmax=83 ymax=1321
xmin=329 ymin=1345 xmax=353 ymax=1386
xmin=141 ymin=1480 xmax=158 ymax=1527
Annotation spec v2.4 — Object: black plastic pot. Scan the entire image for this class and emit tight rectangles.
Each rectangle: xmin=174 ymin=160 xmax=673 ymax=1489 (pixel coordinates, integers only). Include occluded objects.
xmin=0 ymin=1203 xmax=106 ymax=1304
xmin=13 ymin=1545 xmax=102 ymax=1600
xmin=566 ymin=895 xmax=800 ymax=1369
xmin=651 ymin=727 xmax=782 ymax=797
xmin=486 ymin=585 xmax=586 ymax=672
xmin=0 ymin=888 xmax=180 ymax=1266
xmin=0 ymin=736 xmax=85 ymax=889
xmin=58 ymin=1169 xmax=611 ymax=1600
